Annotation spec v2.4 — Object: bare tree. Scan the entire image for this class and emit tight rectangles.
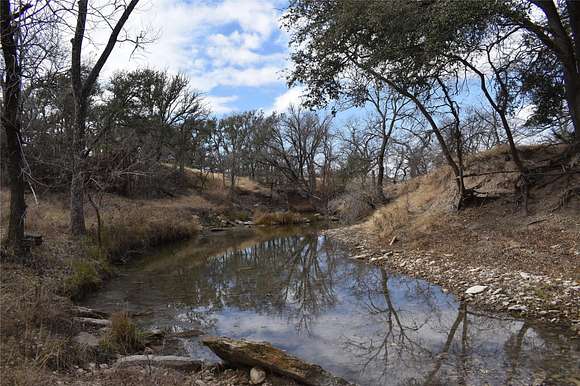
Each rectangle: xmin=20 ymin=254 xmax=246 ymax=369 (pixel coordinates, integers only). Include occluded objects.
xmin=261 ymin=105 xmax=332 ymax=198
xmin=1 ymin=0 xmax=29 ymax=255
xmin=1 ymin=0 xmax=61 ymax=255
xmin=69 ymin=0 xmax=141 ymax=235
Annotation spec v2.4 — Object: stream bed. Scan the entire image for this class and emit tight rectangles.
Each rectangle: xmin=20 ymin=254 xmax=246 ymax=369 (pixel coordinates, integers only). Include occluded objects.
xmin=83 ymin=227 xmax=580 ymax=385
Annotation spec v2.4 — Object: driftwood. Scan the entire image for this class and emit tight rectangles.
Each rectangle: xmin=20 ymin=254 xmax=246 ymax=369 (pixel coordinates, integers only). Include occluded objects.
xmin=73 ymin=317 xmax=112 ymax=327
xmin=115 ymin=355 xmax=204 ymax=371
xmin=72 ymin=305 xmax=109 ymax=319
xmin=202 ymin=336 xmax=355 ymax=386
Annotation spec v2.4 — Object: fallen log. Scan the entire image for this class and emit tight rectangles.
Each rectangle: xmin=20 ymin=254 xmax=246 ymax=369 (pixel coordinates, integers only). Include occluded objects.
xmin=115 ymin=355 xmax=204 ymax=372
xmin=202 ymin=336 xmax=355 ymax=386
xmin=73 ymin=317 xmax=112 ymax=327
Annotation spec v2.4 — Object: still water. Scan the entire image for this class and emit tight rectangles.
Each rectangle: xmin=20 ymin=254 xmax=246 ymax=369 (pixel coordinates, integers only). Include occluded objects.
xmin=84 ymin=227 xmax=579 ymax=385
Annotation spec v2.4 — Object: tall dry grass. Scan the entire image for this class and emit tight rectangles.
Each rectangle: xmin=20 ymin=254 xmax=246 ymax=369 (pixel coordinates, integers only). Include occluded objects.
xmin=368 ymin=166 xmax=455 ymax=242
xmin=99 ymin=312 xmax=145 ymax=355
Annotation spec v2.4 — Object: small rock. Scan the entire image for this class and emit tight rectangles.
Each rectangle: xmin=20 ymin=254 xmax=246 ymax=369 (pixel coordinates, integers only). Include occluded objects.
xmin=250 ymin=367 xmax=266 ymax=385
xmin=508 ymin=305 xmax=528 ymax=312
xmin=465 ymin=285 xmax=488 ymax=295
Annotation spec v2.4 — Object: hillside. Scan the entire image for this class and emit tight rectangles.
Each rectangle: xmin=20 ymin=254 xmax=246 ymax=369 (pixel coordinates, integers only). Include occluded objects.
xmin=327 ymin=144 xmax=580 ymax=332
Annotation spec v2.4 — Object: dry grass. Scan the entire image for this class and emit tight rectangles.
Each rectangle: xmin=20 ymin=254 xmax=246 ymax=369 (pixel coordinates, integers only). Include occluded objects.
xmin=364 ymin=145 xmax=580 ymax=284
xmin=254 ymin=211 xmax=305 ymax=225
xmin=1 ymin=190 xmax=203 ymax=258
xmin=369 ymin=166 xmax=456 ymax=240
xmin=171 ymin=165 xmax=271 ymax=195
xmin=371 ymin=199 xmax=411 ymax=240
xmin=100 ymin=312 xmax=145 ymax=355
xmin=0 ymin=263 xmax=91 ymax=386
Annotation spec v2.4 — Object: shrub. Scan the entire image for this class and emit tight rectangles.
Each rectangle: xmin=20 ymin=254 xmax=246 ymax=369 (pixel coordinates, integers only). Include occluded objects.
xmin=329 ymin=182 xmax=382 ymax=223
xmin=64 ymin=260 xmax=102 ymax=300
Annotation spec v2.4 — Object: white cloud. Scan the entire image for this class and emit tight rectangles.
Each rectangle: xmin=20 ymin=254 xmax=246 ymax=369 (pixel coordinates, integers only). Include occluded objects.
xmin=81 ymin=0 xmax=287 ymax=94
xmin=206 ymin=31 xmax=285 ymax=67
xmin=205 ymin=95 xmax=239 ymax=114
xmin=269 ymin=87 xmax=304 ymax=113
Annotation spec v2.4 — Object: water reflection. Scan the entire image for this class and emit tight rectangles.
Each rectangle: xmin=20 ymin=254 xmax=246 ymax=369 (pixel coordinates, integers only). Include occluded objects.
xmin=84 ymin=229 xmax=580 ymax=385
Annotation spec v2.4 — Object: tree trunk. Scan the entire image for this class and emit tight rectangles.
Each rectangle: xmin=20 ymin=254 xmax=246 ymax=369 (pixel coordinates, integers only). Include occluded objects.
xmin=4 ymin=127 xmax=27 ymax=253
xmin=562 ymin=68 xmax=580 ymax=147
xmin=229 ymin=158 xmax=236 ymax=198
xmin=307 ymin=158 xmax=316 ymax=196
xmin=376 ymin=132 xmax=388 ymax=201
xmin=70 ymin=99 xmax=87 ymax=235
xmin=1 ymin=0 xmax=27 ymax=256
xmin=68 ymin=0 xmax=140 ymax=236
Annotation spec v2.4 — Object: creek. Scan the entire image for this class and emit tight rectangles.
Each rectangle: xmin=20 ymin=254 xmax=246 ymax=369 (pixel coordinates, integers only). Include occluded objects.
xmin=83 ymin=227 xmax=580 ymax=385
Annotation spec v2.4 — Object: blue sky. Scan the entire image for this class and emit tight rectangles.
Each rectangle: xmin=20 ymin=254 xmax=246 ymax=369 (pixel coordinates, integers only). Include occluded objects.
xmin=97 ymin=0 xmax=299 ymax=115
xmin=94 ymin=0 xmax=532 ymax=128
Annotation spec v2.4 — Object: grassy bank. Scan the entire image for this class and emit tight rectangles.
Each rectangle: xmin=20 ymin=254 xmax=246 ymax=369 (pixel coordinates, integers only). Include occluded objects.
xmin=0 ymin=187 xmax=207 ymax=384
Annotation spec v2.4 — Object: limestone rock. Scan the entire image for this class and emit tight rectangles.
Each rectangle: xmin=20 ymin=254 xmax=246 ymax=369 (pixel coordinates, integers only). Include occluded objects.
xmin=508 ymin=304 xmax=528 ymax=312
xmin=465 ymin=285 xmax=488 ymax=295
xmin=250 ymin=367 xmax=267 ymax=384
xmin=74 ymin=317 xmax=112 ymax=327
xmin=74 ymin=332 xmax=99 ymax=348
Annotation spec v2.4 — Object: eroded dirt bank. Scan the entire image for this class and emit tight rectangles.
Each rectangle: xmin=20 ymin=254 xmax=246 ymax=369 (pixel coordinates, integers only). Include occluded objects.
xmin=325 ymin=146 xmax=579 ymax=334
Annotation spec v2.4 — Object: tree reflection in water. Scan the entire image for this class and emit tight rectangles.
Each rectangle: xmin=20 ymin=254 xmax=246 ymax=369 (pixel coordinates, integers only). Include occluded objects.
xmin=84 ymin=230 xmax=580 ymax=385
xmin=169 ymin=233 xmax=337 ymax=334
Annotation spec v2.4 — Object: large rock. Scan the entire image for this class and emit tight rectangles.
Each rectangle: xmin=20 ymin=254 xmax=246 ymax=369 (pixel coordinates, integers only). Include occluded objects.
xmin=115 ymin=355 xmax=204 ymax=371
xmin=201 ymin=336 xmax=354 ymax=386
xmin=74 ymin=332 xmax=100 ymax=348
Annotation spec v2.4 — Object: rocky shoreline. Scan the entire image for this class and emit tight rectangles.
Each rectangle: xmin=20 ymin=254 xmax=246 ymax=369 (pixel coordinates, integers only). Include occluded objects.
xmin=323 ymin=225 xmax=580 ymax=336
